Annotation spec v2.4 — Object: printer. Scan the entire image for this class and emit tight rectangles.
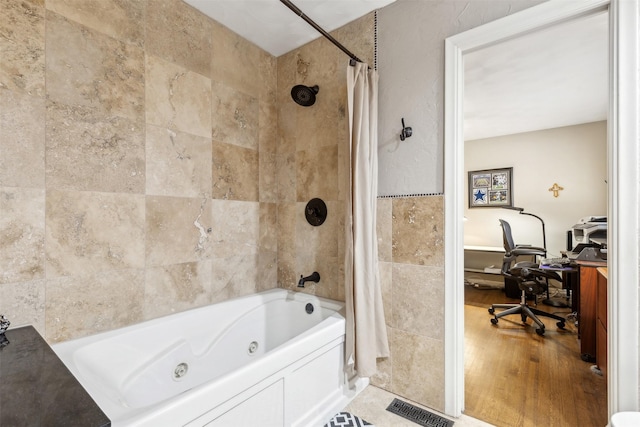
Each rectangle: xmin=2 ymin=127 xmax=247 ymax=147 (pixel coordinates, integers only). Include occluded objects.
xmin=571 ymin=216 xmax=607 ymax=252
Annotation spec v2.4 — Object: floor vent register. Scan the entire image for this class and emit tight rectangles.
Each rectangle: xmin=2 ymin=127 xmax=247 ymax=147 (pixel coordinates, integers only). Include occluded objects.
xmin=386 ymin=398 xmax=454 ymax=427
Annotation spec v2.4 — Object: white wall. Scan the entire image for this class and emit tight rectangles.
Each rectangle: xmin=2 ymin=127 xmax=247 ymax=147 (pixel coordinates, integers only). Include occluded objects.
xmin=464 ymin=121 xmax=607 ymax=257
xmin=377 ymin=0 xmax=545 ymax=197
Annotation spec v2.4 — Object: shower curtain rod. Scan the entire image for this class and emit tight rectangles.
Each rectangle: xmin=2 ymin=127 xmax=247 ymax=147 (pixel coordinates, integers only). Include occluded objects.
xmin=279 ymin=0 xmax=364 ymax=65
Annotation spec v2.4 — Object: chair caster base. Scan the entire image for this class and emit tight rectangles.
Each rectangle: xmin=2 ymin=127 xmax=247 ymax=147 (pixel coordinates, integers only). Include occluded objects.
xmin=488 ymin=307 xmax=495 ymax=315
xmin=536 ymin=328 xmax=545 ymax=336
xmin=490 ymin=317 xmax=498 ymax=325
xmin=557 ymin=321 xmax=566 ymax=329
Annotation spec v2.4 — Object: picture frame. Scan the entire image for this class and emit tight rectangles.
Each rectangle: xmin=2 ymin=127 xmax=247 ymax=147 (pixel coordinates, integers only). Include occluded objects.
xmin=468 ymin=167 xmax=513 ymax=208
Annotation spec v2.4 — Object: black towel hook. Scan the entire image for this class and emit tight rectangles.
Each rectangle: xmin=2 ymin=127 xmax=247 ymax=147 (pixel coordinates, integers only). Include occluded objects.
xmin=400 ymin=118 xmax=412 ymax=141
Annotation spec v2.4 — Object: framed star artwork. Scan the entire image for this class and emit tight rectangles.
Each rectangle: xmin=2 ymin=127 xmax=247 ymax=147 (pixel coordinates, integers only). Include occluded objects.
xmin=468 ymin=167 xmax=513 ymax=208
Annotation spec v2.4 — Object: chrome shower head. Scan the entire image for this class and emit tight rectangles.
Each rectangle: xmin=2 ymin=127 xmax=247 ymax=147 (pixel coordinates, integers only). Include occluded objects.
xmin=291 ymin=85 xmax=319 ymax=107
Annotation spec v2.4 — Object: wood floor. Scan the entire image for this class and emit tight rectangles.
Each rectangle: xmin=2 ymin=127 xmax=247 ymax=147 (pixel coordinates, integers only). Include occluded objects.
xmin=463 ymin=282 xmax=608 ymax=427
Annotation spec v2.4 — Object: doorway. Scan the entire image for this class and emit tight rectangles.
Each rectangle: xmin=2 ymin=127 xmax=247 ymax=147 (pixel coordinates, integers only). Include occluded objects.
xmin=443 ymin=0 xmax=640 ymax=421
xmin=461 ymin=10 xmax=608 ymax=426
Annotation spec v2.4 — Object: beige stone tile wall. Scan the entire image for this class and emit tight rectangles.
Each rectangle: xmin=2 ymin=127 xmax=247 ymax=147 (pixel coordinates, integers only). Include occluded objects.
xmin=371 ymin=196 xmax=446 ymax=411
xmin=275 ymin=14 xmax=374 ymax=302
xmin=0 ymin=0 xmax=277 ymax=342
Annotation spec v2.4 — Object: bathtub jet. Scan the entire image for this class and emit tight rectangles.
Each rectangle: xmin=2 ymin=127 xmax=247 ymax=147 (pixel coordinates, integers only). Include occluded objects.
xmin=298 ymin=271 xmax=320 ymax=287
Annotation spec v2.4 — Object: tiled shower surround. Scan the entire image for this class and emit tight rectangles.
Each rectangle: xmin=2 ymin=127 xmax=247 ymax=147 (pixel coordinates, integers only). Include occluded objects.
xmin=1 ymin=0 xmax=278 ymax=341
xmin=1 ymin=0 xmax=446 ymax=411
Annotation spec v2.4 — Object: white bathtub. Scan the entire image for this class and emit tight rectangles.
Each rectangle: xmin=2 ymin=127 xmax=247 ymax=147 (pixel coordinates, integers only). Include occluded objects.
xmin=53 ymin=289 xmax=365 ymax=427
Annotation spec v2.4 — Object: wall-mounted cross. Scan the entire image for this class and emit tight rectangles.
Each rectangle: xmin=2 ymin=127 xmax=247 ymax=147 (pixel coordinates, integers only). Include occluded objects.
xmin=548 ymin=182 xmax=564 ymax=197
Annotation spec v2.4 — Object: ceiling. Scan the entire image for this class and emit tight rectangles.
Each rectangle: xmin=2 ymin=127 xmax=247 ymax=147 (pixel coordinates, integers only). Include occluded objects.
xmin=182 ymin=1 xmax=608 ymax=141
xmin=464 ymin=10 xmax=609 ymax=141
xmin=183 ymin=0 xmax=397 ymax=57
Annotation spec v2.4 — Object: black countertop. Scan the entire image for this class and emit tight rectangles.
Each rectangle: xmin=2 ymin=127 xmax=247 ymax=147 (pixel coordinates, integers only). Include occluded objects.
xmin=0 ymin=326 xmax=110 ymax=427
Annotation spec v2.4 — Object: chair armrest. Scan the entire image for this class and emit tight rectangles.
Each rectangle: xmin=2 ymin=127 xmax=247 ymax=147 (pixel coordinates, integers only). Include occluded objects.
xmin=511 ymin=247 xmax=546 ymax=257
xmin=514 ymin=244 xmax=546 ymax=251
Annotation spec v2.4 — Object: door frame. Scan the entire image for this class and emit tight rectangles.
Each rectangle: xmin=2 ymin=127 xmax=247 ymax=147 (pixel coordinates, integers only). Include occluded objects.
xmin=443 ymin=0 xmax=640 ymax=418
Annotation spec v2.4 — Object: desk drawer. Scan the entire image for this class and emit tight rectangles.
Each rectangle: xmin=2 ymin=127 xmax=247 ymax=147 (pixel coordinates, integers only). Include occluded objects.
xmin=597 ymin=268 xmax=607 ymax=329
xmin=579 ymin=266 xmax=598 ymax=360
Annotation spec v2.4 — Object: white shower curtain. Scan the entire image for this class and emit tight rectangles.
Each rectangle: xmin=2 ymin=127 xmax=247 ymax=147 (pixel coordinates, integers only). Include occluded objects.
xmin=344 ymin=61 xmax=389 ymax=378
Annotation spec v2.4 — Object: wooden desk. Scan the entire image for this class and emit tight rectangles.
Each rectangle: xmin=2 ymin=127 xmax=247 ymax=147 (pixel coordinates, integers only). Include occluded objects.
xmin=576 ymin=260 xmax=607 ymax=363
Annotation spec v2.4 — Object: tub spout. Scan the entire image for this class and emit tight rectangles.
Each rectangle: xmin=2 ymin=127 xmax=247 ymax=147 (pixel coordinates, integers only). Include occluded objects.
xmin=298 ymin=272 xmax=320 ymax=288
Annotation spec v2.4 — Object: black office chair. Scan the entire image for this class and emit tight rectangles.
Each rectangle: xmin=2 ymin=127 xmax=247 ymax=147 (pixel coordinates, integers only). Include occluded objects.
xmin=489 ymin=219 xmax=565 ymax=336
xmin=498 ymin=219 xmax=549 ymax=299
xmin=488 ymin=256 xmax=566 ymax=336
xmin=499 ymin=219 xmax=546 ymax=261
